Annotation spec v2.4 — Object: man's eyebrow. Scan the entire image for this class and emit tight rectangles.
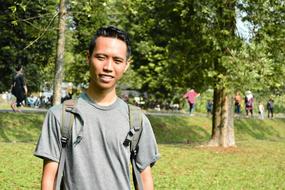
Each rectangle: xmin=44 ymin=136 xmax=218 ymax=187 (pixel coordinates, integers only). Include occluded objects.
xmin=113 ymin=56 xmax=125 ymax=61
xmin=94 ymin=53 xmax=106 ymax=56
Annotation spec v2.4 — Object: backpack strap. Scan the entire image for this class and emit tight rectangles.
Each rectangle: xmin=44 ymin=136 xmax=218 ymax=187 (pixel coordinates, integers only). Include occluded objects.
xmin=124 ymin=104 xmax=143 ymax=190
xmin=55 ymin=99 xmax=76 ymax=190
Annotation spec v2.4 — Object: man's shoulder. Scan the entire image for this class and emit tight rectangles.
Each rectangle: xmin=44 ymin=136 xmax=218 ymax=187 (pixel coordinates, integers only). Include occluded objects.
xmin=47 ymin=104 xmax=63 ymax=117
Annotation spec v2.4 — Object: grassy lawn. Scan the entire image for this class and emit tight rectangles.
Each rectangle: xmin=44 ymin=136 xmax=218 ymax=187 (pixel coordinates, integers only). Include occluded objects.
xmin=0 ymin=112 xmax=285 ymax=189
xmin=154 ymin=141 xmax=285 ymax=190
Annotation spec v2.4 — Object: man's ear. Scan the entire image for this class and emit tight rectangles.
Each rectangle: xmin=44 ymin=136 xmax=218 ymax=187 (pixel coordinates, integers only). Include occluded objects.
xmin=124 ymin=57 xmax=132 ymax=72
xmin=86 ymin=51 xmax=90 ymax=65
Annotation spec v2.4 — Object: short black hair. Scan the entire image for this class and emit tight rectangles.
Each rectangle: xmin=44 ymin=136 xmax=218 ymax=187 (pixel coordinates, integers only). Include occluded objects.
xmin=88 ymin=26 xmax=131 ymax=58
xmin=15 ymin=65 xmax=22 ymax=72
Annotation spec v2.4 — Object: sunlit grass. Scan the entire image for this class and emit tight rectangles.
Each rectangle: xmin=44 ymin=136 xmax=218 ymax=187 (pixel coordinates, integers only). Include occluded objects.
xmin=153 ymin=141 xmax=285 ymax=190
xmin=0 ymin=143 xmax=42 ymax=190
xmin=0 ymin=112 xmax=44 ymax=142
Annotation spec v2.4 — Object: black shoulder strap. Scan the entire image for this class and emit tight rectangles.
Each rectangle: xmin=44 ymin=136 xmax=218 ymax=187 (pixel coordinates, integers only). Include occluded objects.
xmin=124 ymin=104 xmax=143 ymax=190
xmin=56 ymin=99 xmax=76 ymax=190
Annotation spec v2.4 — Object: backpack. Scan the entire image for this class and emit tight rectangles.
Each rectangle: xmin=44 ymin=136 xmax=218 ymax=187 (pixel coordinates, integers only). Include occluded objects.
xmin=55 ymin=99 xmax=144 ymax=190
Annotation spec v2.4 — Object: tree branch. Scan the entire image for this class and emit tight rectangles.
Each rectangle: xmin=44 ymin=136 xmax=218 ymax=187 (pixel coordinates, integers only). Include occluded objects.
xmin=23 ymin=12 xmax=58 ymax=50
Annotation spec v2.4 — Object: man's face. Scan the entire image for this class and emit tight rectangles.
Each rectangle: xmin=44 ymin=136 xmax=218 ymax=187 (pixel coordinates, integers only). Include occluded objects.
xmin=88 ymin=36 xmax=129 ymax=91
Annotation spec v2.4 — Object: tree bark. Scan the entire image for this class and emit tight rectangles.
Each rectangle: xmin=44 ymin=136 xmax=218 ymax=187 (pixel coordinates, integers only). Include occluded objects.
xmin=53 ymin=0 xmax=66 ymax=105
xmin=208 ymin=88 xmax=236 ymax=147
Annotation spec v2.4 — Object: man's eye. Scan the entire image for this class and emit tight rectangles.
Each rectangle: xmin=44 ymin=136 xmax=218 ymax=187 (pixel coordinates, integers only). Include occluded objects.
xmin=114 ymin=59 xmax=123 ymax=64
xmin=96 ymin=56 xmax=105 ymax=61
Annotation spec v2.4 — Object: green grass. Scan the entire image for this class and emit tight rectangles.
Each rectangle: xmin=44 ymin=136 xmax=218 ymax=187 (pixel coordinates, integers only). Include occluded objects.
xmin=153 ymin=141 xmax=285 ymax=190
xmin=0 ymin=112 xmax=44 ymax=142
xmin=1 ymin=112 xmax=285 ymax=189
xmin=0 ymin=143 xmax=42 ymax=190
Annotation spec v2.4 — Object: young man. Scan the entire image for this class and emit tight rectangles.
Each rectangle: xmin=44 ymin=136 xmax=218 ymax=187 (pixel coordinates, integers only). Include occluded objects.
xmin=34 ymin=26 xmax=159 ymax=190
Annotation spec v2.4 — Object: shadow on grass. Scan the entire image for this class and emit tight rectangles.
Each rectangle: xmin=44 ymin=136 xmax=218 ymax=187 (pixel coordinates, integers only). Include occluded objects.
xmin=149 ymin=114 xmax=285 ymax=145
xmin=148 ymin=115 xmax=211 ymax=144
xmin=1 ymin=112 xmax=285 ymax=144
xmin=235 ymin=118 xmax=285 ymax=141
xmin=0 ymin=112 xmax=44 ymax=142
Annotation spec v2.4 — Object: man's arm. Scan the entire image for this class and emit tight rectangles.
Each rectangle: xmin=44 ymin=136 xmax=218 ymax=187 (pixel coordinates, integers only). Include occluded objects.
xmin=41 ymin=159 xmax=58 ymax=190
xmin=141 ymin=166 xmax=154 ymax=190
xmin=24 ymin=85 xmax=28 ymax=95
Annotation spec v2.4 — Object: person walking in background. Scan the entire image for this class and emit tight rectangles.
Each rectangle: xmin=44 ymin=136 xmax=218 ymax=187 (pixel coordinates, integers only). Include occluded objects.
xmin=245 ymin=91 xmax=254 ymax=117
xmin=258 ymin=101 xmax=265 ymax=120
xmin=267 ymin=97 xmax=274 ymax=119
xmin=10 ymin=65 xmax=28 ymax=112
xmin=234 ymin=91 xmax=242 ymax=115
xmin=183 ymin=89 xmax=200 ymax=115
xmin=34 ymin=26 xmax=159 ymax=190
xmin=206 ymin=99 xmax=213 ymax=117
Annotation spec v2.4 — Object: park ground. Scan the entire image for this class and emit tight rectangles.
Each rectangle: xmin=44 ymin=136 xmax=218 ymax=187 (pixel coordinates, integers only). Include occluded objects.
xmin=0 ymin=108 xmax=285 ymax=189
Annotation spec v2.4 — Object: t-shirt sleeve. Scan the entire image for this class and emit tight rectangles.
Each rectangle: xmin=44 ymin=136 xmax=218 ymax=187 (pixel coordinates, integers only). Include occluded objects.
xmin=34 ymin=108 xmax=61 ymax=162
xmin=135 ymin=114 xmax=160 ymax=171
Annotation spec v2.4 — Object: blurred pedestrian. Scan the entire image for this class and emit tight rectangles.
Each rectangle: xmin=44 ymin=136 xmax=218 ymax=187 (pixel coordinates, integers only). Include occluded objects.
xmin=234 ymin=91 xmax=242 ymax=115
xmin=183 ymin=89 xmax=200 ymax=115
xmin=267 ymin=97 xmax=274 ymax=119
xmin=258 ymin=101 xmax=265 ymax=120
xmin=245 ymin=91 xmax=254 ymax=117
xmin=206 ymin=99 xmax=213 ymax=117
xmin=10 ymin=65 xmax=28 ymax=112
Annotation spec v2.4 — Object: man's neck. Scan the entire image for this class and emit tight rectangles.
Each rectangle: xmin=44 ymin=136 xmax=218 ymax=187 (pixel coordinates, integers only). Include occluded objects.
xmin=86 ymin=86 xmax=117 ymax=106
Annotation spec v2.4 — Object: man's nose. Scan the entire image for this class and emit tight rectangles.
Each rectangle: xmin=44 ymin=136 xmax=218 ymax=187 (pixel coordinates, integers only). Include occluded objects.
xmin=103 ymin=59 xmax=113 ymax=71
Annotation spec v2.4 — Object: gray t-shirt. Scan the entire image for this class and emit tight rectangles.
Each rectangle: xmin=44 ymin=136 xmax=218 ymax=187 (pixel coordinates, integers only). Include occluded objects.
xmin=34 ymin=93 xmax=159 ymax=190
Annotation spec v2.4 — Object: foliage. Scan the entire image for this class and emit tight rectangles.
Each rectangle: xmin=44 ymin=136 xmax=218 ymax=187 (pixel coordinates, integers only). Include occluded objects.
xmin=122 ymin=0 xmax=240 ymax=101
xmin=238 ymin=0 xmax=285 ymax=94
xmin=1 ymin=0 xmax=284 ymax=106
xmin=120 ymin=0 xmax=285 ymax=104
xmin=63 ymin=0 xmax=110 ymax=86
xmin=0 ymin=0 xmax=58 ymax=93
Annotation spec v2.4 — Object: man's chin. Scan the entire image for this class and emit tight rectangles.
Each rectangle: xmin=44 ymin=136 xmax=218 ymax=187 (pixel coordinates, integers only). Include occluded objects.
xmin=91 ymin=82 xmax=116 ymax=91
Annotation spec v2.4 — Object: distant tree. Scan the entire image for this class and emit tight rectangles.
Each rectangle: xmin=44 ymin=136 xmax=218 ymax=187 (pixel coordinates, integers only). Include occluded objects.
xmin=53 ymin=0 xmax=67 ymax=105
xmin=124 ymin=0 xmax=285 ymax=147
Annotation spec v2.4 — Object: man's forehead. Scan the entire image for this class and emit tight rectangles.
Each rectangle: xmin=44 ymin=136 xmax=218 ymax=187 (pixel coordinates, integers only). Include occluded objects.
xmin=93 ymin=37 xmax=128 ymax=56
xmin=96 ymin=36 xmax=126 ymax=45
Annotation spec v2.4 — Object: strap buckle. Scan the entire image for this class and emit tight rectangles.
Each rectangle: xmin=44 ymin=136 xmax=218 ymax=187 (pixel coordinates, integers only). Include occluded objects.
xmin=61 ymin=137 xmax=68 ymax=147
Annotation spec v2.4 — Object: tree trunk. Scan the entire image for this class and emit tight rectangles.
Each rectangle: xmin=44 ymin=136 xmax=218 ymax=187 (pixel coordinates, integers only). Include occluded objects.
xmin=208 ymin=87 xmax=236 ymax=147
xmin=53 ymin=0 xmax=66 ymax=105
xmin=207 ymin=0 xmax=236 ymax=147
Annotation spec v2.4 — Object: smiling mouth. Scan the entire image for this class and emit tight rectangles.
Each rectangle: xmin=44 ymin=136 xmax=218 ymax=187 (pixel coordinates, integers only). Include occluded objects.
xmin=99 ymin=74 xmax=114 ymax=82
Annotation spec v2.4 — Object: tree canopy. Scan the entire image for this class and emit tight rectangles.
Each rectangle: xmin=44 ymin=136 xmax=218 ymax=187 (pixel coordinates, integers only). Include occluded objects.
xmin=0 ymin=0 xmax=58 ymax=92
xmin=1 ymin=0 xmax=284 ymax=99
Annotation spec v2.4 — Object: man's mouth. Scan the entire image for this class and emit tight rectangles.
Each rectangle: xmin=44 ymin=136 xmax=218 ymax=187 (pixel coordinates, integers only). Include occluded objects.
xmin=99 ymin=74 xmax=114 ymax=82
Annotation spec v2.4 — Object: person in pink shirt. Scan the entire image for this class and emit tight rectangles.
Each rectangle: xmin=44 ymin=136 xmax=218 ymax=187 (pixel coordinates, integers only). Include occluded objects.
xmin=183 ymin=89 xmax=200 ymax=115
